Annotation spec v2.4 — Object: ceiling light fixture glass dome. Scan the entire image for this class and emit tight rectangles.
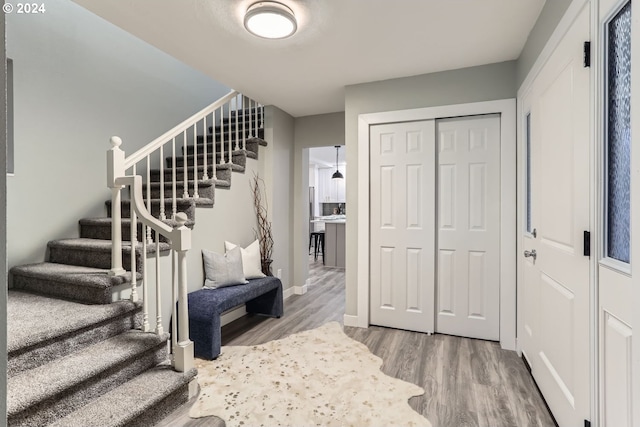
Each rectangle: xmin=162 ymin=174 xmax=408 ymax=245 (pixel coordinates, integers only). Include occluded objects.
xmin=244 ymin=1 xmax=297 ymax=39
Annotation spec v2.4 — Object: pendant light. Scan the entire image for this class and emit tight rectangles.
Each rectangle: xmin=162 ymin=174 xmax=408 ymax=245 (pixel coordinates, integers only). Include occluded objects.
xmin=332 ymin=145 xmax=343 ymax=179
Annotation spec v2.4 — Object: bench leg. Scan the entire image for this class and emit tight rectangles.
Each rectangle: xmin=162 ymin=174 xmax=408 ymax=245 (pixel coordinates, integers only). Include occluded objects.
xmin=189 ymin=314 xmax=222 ymax=360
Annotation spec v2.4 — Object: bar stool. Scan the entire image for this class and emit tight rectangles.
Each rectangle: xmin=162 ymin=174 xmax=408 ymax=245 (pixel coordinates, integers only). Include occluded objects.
xmin=309 ymin=231 xmax=325 ymax=262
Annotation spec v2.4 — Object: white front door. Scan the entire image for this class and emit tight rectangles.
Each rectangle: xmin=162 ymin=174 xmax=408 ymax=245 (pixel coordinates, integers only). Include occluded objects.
xmin=369 ymin=120 xmax=436 ymax=333
xmin=520 ymin=5 xmax=591 ymax=426
xmin=435 ymin=115 xmax=501 ymax=341
xmin=597 ymin=0 xmax=634 ymax=425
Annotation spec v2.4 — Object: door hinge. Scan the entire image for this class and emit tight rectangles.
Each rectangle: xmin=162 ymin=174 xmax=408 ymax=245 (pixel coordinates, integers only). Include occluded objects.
xmin=584 ymin=41 xmax=591 ymax=67
xmin=583 ymin=231 xmax=591 ymax=257
xmin=585 ymin=420 xmax=591 ymax=427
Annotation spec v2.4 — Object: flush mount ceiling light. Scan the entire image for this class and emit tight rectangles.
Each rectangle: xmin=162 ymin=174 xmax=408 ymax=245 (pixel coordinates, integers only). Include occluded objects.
xmin=332 ymin=146 xmax=344 ymax=179
xmin=244 ymin=1 xmax=297 ymax=39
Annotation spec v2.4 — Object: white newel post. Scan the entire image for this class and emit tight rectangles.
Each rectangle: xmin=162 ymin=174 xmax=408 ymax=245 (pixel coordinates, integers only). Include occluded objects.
xmin=173 ymin=212 xmax=194 ymax=374
xmin=107 ymin=137 xmax=126 ymax=276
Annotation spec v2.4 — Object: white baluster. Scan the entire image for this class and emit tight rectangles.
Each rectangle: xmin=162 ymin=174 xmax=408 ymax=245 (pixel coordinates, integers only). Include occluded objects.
xmin=130 ymin=163 xmax=138 ymax=302
xmin=182 ymin=129 xmax=189 ymax=198
xmin=243 ymin=95 xmax=247 ymax=150
xmin=173 ymin=213 xmax=194 ymax=373
xmin=108 ymin=137 xmax=126 ymax=276
xmin=202 ymin=116 xmax=209 ymax=180
xmin=155 ymin=237 xmax=163 ymax=335
xmin=171 ymin=137 xmax=177 ymax=219
xmin=142 ymin=224 xmax=150 ymax=332
xmin=234 ymin=95 xmax=240 ymax=151
xmin=171 ymin=249 xmax=177 ymax=357
xmin=146 ymin=156 xmax=152 ymax=244
xmin=193 ymin=124 xmax=199 ymax=199
xmin=219 ymin=105 xmax=226 ymax=165
xmin=248 ymin=98 xmax=253 ymax=138
xmin=213 ymin=110 xmax=218 ymax=178
xmin=159 ymin=145 xmax=166 ymax=220
xmin=228 ymin=101 xmax=234 ymax=166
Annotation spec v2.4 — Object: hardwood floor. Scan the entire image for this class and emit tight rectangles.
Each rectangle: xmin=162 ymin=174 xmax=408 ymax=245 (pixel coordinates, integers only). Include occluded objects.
xmin=156 ymin=259 xmax=556 ymax=427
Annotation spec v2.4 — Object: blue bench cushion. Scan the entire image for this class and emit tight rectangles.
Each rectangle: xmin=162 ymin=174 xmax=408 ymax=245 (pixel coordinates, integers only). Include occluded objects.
xmin=187 ymin=276 xmax=283 ymax=359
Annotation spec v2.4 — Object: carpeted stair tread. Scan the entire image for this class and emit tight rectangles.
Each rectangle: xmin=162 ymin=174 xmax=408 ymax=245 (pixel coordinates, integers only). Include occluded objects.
xmin=48 ymin=238 xmax=172 ymax=255
xmin=7 ymin=291 xmax=142 ymax=379
xmin=106 ymin=197 xmax=201 ymax=221
xmin=143 ymin=178 xmax=215 ymax=191
xmin=11 ymin=262 xmax=139 ymax=290
xmin=48 ymin=238 xmax=172 ymax=272
xmin=167 ymin=150 xmax=247 ymax=170
xmin=189 ymin=144 xmax=259 ymax=160
xmin=143 ymin=178 xmax=216 ymax=202
xmin=190 ymin=136 xmax=262 ymax=153
xmin=48 ymin=363 xmax=197 ymax=427
xmin=7 ymin=291 xmax=139 ymax=354
xmin=10 ymin=262 xmax=141 ymax=304
xmin=150 ymin=163 xmax=233 ymax=181
xmin=80 ymin=217 xmax=196 ymax=232
xmin=7 ymin=330 xmax=169 ymax=419
xmin=214 ymin=178 xmax=231 ymax=189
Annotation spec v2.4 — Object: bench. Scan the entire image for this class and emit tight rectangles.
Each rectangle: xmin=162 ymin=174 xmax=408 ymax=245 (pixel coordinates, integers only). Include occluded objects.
xmin=186 ymin=276 xmax=283 ymax=360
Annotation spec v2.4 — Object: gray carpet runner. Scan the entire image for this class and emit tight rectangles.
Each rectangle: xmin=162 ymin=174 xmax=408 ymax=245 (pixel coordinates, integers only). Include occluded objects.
xmin=7 ymin=107 xmax=266 ymax=426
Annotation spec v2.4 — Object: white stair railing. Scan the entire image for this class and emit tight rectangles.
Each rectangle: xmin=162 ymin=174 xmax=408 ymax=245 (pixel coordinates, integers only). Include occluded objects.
xmin=106 ymin=90 xmax=264 ymax=373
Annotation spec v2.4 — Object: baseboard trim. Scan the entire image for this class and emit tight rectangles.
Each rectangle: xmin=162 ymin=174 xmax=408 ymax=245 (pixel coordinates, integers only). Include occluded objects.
xmin=343 ymin=314 xmax=362 ymax=328
xmin=283 ymin=286 xmax=295 ymax=300
xmin=294 ymin=284 xmax=308 ymax=295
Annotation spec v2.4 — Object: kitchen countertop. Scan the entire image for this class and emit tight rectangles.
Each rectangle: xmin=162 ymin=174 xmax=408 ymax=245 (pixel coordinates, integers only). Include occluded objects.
xmin=311 ymin=215 xmax=346 ymax=224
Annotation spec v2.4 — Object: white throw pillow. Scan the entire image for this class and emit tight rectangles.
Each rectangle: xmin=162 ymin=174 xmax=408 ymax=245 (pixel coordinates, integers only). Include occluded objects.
xmin=224 ymin=240 xmax=266 ymax=279
xmin=202 ymin=246 xmax=248 ymax=289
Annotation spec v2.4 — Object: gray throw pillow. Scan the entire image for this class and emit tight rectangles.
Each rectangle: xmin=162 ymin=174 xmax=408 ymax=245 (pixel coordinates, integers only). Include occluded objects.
xmin=202 ymin=246 xmax=248 ymax=289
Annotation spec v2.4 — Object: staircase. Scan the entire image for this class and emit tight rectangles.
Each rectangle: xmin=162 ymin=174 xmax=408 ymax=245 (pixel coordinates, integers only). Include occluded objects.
xmin=7 ymin=93 xmax=266 ymax=426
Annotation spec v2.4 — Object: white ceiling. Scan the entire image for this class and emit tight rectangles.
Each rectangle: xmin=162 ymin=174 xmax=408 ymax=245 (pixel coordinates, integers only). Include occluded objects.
xmin=73 ymin=0 xmax=545 ymax=118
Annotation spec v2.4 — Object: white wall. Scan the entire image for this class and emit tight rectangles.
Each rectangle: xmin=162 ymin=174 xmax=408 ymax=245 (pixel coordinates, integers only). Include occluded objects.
xmin=344 ymin=61 xmax=517 ymax=316
xmin=262 ymin=106 xmax=295 ymax=291
xmin=516 ymin=0 xmax=574 ymax=85
xmin=6 ymin=0 xmax=230 ymax=270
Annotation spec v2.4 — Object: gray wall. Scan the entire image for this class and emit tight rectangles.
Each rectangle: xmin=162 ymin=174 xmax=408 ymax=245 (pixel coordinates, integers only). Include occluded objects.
xmin=262 ymin=106 xmax=295 ymax=290
xmin=292 ymin=113 xmax=345 ymax=290
xmin=516 ymin=0 xmax=574 ymax=85
xmin=1 ymin=7 xmax=8 ymax=424
xmin=344 ymin=61 xmax=517 ymax=316
xmin=6 ymin=0 xmax=230 ymax=270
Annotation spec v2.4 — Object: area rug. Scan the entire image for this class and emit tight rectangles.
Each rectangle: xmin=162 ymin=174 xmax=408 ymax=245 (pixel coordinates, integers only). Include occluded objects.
xmin=189 ymin=322 xmax=432 ymax=427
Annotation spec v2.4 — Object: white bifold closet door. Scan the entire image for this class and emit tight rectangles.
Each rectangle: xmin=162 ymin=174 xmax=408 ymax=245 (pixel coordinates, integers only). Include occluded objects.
xmin=369 ymin=116 xmax=501 ymax=340
xmin=435 ymin=115 xmax=501 ymax=341
xmin=369 ymin=120 xmax=436 ymax=334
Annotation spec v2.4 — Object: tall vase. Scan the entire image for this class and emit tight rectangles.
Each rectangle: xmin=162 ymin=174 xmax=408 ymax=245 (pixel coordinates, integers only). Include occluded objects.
xmin=261 ymin=259 xmax=273 ymax=276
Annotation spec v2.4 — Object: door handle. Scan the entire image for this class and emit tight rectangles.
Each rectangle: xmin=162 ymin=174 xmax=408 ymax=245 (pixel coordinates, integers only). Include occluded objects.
xmin=524 ymin=249 xmax=537 ymax=260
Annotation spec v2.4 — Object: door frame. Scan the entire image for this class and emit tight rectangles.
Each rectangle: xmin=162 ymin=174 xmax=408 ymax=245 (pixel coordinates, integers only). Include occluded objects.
xmin=354 ymin=99 xmax=517 ymax=350
xmin=517 ymin=0 xmax=598 ymax=423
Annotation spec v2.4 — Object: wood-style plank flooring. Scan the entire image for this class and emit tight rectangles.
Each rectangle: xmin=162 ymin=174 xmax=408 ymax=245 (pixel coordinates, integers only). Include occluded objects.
xmin=156 ymin=259 xmax=556 ymax=427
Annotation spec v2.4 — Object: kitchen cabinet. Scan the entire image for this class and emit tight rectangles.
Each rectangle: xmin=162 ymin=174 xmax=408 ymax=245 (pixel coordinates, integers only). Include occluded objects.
xmin=324 ymin=221 xmax=345 ymax=268
xmin=317 ymin=166 xmax=346 ymax=203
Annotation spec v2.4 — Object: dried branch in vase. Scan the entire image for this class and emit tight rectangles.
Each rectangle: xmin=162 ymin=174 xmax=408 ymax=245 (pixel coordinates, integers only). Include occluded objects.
xmin=252 ymin=173 xmax=274 ymax=275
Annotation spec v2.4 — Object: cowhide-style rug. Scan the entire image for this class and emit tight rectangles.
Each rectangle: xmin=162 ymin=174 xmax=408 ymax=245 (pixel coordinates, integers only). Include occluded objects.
xmin=189 ymin=322 xmax=432 ymax=427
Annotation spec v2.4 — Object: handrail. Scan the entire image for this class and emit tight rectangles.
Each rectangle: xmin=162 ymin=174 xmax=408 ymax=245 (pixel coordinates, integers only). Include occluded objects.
xmin=124 ymin=90 xmax=239 ymax=168
xmin=114 ymin=175 xmax=190 ymax=250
